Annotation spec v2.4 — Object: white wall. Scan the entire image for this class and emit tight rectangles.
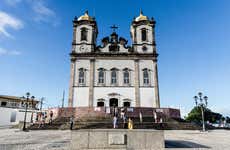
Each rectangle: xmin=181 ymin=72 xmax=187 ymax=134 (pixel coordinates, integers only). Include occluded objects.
xmin=94 ymin=87 xmax=135 ymax=107
xmin=73 ymin=87 xmax=89 ymax=107
xmin=139 ymin=60 xmax=156 ymax=107
xmin=0 ymin=107 xmax=36 ymax=126
xmin=73 ymin=59 xmax=157 ymax=107
xmin=0 ymin=107 xmax=14 ymax=126
xmin=140 ymin=88 xmax=155 ymax=107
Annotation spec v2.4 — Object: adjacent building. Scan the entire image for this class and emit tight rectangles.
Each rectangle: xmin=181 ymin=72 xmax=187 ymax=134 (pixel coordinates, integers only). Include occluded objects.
xmin=0 ymin=95 xmax=39 ymax=126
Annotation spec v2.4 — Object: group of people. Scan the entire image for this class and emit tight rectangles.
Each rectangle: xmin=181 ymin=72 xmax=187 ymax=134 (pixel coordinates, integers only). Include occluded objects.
xmin=36 ymin=111 xmax=53 ymax=128
xmin=112 ymin=108 xmax=133 ymax=129
xmin=112 ymin=109 xmax=163 ymax=129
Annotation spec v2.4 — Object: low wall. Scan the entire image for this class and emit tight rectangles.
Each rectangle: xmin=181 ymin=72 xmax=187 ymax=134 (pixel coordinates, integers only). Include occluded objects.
xmin=70 ymin=129 xmax=164 ymax=150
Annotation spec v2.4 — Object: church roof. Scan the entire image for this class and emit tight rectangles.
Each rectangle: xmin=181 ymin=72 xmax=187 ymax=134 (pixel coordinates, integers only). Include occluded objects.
xmin=77 ymin=11 xmax=93 ymax=21
xmin=135 ymin=10 xmax=148 ymax=22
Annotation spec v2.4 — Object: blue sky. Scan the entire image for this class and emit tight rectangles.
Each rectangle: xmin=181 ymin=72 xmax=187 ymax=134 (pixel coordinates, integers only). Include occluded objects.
xmin=0 ymin=0 xmax=230 ymax=117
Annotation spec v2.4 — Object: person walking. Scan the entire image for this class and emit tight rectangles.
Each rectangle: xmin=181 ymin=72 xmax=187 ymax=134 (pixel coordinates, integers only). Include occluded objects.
xmin=120 ymin=109 xmax=125 ymax=120
xmin=38 ymin=112 xmax=42 ymax=128
xmin=49 ymin=111 xmax=53 ymax=125
xmin=113 ymin=116 xmax=117 ymax=129
xmin=128 ymin=118 xmax=133 ymax=129
xmin=139 ymin=111 xmax=143 ymax=123
xmin=70 ymin=116 xmax=74 ymax=130
xmin=153 ymin=110 xmax=157 ymax=123
xmin=123 ymin=115 xmax=127 ymax=129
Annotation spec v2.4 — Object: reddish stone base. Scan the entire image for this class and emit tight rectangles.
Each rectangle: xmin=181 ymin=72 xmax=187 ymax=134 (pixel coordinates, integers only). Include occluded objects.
xmin=46 ymin=107 xmax=180 ymax=121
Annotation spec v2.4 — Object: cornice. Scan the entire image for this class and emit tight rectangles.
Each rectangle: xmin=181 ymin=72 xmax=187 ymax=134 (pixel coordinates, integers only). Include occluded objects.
xmin=70 ymin=52 xmax=158 ymax=60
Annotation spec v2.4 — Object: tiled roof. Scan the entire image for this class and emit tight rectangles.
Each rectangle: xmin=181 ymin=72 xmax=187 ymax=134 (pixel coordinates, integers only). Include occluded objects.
xmin=0 ymin=95 xmax=39 ymax=103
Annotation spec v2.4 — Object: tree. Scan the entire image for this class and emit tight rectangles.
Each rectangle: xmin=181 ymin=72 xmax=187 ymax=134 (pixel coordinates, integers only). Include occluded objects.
xmin=185 ymin=106 xmax=222 ymax=123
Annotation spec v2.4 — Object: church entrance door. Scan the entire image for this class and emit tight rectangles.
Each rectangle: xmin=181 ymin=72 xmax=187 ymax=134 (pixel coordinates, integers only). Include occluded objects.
xmin=109 ymin=98 xmax=118 ymax=107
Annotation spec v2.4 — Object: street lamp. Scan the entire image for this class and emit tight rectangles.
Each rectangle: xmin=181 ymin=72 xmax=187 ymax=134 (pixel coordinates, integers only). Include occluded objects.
xmin=193 ymin=92 xmax=208 ymax=132
xmin=30 ymin=96 xmax=35 ymax=123
xmin=22 ymin=92 xmax=35 ymax=131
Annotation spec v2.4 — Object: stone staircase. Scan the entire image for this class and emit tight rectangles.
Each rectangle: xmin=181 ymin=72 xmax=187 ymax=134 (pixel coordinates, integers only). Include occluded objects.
xmin=28 ymin=115 xmax=201 ymax=130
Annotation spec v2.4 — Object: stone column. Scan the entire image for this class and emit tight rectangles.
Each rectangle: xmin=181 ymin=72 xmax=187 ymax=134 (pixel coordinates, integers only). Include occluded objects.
xmin=68 ymin=58 xmax=76 ymax=107
xmin=88 ymin=59 xmax=95 ymax=107
xmin=134 ymin=59 xmax=140 ymax=107
xmin=153 ymin=61 xmax=160 ymax=108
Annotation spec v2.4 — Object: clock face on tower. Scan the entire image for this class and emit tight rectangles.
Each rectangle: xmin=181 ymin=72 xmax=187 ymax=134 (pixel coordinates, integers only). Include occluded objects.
xmin=79 ymin=45 xmax=89 ymax=52
xmin=79 ymin=45 xmax=88 ymax=52
xmin=80 ymin=45 xmax=85 ymax=52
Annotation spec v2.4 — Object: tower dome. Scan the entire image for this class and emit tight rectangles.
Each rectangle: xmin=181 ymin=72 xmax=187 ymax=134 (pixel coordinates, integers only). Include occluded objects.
xmin=77 ymin=11 xmax=93 ymax=21
xmin=135 ymin=10 xmax=148 ymax=22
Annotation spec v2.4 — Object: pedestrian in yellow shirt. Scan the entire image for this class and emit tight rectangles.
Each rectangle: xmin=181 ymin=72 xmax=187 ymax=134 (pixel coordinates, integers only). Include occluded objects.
xmin=128 ymin=118 xmax=133 ymax=129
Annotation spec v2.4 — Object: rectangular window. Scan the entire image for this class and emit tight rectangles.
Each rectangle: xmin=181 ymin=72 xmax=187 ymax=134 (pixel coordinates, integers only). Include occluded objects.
xmin=79 ymin=69 xmax=85 ymax=85
xmin=98 ymin=70 xmax=105 ymax=84
xmin=143 ymin=69 xmax=150 ymax=85
xmin=81 ymin=28 xmax=88 ymax=41
xmin=111 ymin=70 xmax=117 ymax=84
xmin=123 ymin=71 xmax=130 ymax=84
xmin=141 ymin=29 xmax=147 ymax=42
xmin=1 ymin=101 xmax=7 ymax=106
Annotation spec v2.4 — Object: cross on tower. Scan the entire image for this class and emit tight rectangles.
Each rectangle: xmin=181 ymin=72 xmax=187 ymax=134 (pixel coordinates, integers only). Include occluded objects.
xmin=110 ymin=25 xmax=118 ymax=32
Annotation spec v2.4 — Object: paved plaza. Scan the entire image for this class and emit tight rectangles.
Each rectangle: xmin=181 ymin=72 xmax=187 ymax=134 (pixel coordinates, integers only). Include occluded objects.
xmin=0 ymin=128 xmax=229 ymax=150
xmin=164 ymin=130 xmax=230 ymax=150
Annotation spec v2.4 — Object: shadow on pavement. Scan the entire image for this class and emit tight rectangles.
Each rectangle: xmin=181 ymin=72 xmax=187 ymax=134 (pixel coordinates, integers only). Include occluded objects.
xmin=165 ymin=140 xmax=210 ymax=148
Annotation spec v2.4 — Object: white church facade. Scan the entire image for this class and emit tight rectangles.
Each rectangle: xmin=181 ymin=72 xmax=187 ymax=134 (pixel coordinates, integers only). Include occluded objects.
xmin=68 ymin=11 xmax=160 ymax=108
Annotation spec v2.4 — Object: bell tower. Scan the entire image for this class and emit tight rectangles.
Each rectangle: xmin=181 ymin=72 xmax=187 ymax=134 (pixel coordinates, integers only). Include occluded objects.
xmin=130 ymin=10 xmax=160 ymax=108
xmin=72 ymin=11 xmax=98 ymax=53
xmin=68 ymin=11 xmax=98 ymax=107
xmin=130 ymin=11 xmax=156 ymax=54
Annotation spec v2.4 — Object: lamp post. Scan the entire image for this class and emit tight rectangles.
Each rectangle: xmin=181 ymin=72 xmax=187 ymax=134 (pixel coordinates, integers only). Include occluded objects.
xmin=30 ymin=96 xmax=35 ymax=123
xmin=23 ymin=92 xmax=30 ymax=131
xmin=193 ymin=92 xmax=208 ymax=132
xmin=40 ymin=97 xmax=44 ymax=111
xmin=22 ymin=93 xmax=35 ymax=131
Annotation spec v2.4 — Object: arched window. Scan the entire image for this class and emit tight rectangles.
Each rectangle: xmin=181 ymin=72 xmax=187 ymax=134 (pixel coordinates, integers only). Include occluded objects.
xmin=98 ymin=68 xmax=105 ymax=84
xmin=81 ymin=27 xmax=88 ymax=41
xmin=141 ymin=28 xmax=147 ymax=41
xmin=143 ymin=69 xmax=149 ymax=85
xmin=123 ymin=69 xmax=130 ymax=84
xmin=79 ymin=68 xmax=85 ymax=84
xmin=111 ymin=69 xmax=118 ymax=84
